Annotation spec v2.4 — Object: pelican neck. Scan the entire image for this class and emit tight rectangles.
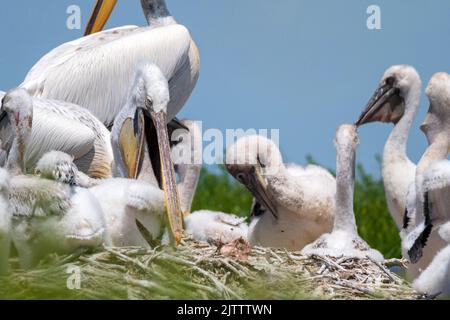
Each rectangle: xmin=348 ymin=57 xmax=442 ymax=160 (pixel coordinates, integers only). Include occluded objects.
xmin=384 ymin=90 xmax=420 ymax=163
xmin=334 ymin=143 xmax=358 ymax=235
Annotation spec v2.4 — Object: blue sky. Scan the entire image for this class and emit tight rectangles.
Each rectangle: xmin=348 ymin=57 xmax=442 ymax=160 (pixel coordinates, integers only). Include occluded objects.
xmin=0 ymin=0 xmax=449 ymax=175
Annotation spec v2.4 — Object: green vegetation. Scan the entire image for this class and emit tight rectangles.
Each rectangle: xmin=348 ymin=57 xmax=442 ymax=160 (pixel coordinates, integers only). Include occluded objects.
xmin=192 ymin=157 xmax=401 ymax=259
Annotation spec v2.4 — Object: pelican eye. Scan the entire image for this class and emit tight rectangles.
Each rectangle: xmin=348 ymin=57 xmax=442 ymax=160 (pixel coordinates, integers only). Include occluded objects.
xmin=145 ymin=97 xmax=154 ymax=110
xmin=236 ymin=173 xmax=245 ymax=182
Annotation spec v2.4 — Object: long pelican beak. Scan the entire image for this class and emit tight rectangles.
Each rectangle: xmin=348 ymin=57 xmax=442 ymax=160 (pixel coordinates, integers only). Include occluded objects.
xmin=226 ymin=164 xmax=278 ymax=220
xmin=84 ymin=0 xmax=118 ymax=36
xmin=151 ymin=108 xmax=184 ymax=244
xmin=248 ymin=167 xmax=278 ymax=220
xmin=118 ymin=109 xmax=146 ymax=179
xmin=355 ymin=78 xmax=404 ymax=126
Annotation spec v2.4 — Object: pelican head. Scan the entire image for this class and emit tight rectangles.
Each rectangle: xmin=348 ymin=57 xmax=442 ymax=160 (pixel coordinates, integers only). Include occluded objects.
xmin=1 ymin=88 xmax=33 ymax=131
xmin=112 ymin=62 xmax=183 ymax=243
xmin=1 ymin=88 xmax=33 ymax=173
xmin=136 ymin=63 xmax=183 ymax=243
xmin=356 ymin=65 xmax=421 ymax=126
xmin=423 ymin=72 xmax=450 ymax=146
xmin=225 ymin=135 xmax=282 ymax=219
xmin=139 ymin=63 xmax=170 ymax=115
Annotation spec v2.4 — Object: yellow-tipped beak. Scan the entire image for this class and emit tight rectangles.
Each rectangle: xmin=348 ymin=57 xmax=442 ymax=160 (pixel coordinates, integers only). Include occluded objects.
xmin=84 ymin=0 xmax=118 ymax=36
xmin=152 ymin=111 xmax=184 ymax=245
xmin=118 ymin=111 xmax=145 ymax=179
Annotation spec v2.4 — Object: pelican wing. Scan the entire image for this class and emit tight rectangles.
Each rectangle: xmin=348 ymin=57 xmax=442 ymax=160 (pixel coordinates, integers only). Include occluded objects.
xmin=22 ymin=24 xmax=193 ymax=127
xmin=23 ymin=26 xmax=139 ymax=91
xmin=422 ymin=160 xmax=450 ymax=227
xmin=25 ymin=99 xmax=99 ymax=171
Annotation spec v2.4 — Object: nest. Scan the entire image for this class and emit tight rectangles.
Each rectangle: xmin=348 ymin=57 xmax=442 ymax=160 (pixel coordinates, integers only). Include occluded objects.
xmin=0 ymin=237 xmax=424 ymax=300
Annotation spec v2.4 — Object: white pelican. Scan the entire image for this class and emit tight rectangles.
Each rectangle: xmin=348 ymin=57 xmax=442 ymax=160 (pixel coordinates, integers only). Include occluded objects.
xmin=302 ymin=125 xmax=384 ymax=262
xmin=0 ymin=168 xmax=11 ymax=274
xmin=356 ymin=65 xmax=421 ymax=229
xmin=37 ymin=111 xmax=197 ymax=249
xmin=21 ymin=0 xmax=201 ymax=242
xmin=225 ymin=135 xmax=335 ymax=251
xmin=55 ymin=65 xmax=184 ymax=247
xmin=401 ymin=73 xmax=450 ymax=279
xmin=2 ymin=95 xmax=108 ymax=268
xmin=0 ymin=88 xmax=113 ymax=179
xmin=411 ymin=162 xmax=450 ymax=297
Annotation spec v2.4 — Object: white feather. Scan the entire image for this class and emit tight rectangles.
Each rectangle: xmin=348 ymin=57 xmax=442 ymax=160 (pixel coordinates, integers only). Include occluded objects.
xmin=185 ymin=211 xmax=248 ymax=244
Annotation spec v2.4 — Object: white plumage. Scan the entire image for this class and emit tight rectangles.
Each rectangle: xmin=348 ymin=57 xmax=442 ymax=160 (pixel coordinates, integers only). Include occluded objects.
xmin=1 ymin=91 xmax=109 ymax=268
xmin=412 ymin=162 xmax=450 ymax=297
xmin=401 ymin=72 xmax=450 ymax=281
xmin=0 ymin=88 xmax=113 ymax=179
xmin=10 ymin=154 xmax=109 ymax=269
xmin=89 ymin=179 xmax=165 ymax=247
xmin=225 ymin=135 xmax=335 ymax=251
xmin=32 ymin=151 xmax=166 ymax=248
xmin=185 ymin=211 xmax=248 ymax=244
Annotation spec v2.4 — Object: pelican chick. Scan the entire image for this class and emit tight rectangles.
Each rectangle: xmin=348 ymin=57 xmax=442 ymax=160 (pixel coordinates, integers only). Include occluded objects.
xmin=401 ymin=73 xmax=450 ymax=278
xmin=184 ymin=211 xmax=248 ymax=244
xmin=34 ymin=150 xmax=165 ymax=248
xmin=2 ymin=95 xmax=108 ymax=268
xmin=0 ymin=168 xmax=11 ymax=274
xmin=302 ymin=125 xmax=384 ymax=262
xmin=356 ymin=65 xmax=421 ymax=229
xmin=411 ymin=161 xmax=450 ymax=297
xmin=0 ymin=88 xmax=113 ymax=179
xmin=225 ymin=135 xmax=335 ymax=251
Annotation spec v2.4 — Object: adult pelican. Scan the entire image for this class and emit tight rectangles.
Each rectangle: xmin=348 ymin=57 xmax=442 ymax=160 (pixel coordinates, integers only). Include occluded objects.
xmin=21 ymin=0 xmax=200 ymax=243
xmin=0 ymin=88 xmax=113 ymax=178
xmin=401 ymin=73 xmax=450 ymax=279
xmin=1 ymin=94 xmax=108 ymax=268
xmin=40 ymin=69 xmax=193 ymax=247
xmin=225 ymin=135 xmax=335 ymax=251
xmin=302 ymin=125 xmax=384 ymax=262
xmin=355 ymin=65 xmax=421 ymax=229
